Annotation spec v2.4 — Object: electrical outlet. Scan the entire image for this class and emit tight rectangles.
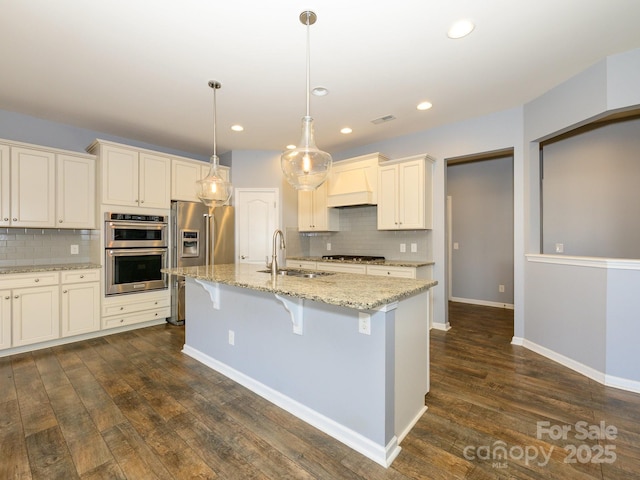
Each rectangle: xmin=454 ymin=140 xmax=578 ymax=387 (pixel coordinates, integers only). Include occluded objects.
xmin=555 ymin=243 xmax=564 ymax=253
xmin=411 ymin=243 xmax=417 ymax=253
xmin=453 ymin=242 xmax=459 ymax=250
xmin=70 ymin=244 xmax=79 ymax=255
xmin=400 ymin=243 xmax=406 ymax=253
xmin=499 ymin=284 xmax=505 ymax=293
xmin=358 ymin=312 xmax=371 ymax=335
xmin=326 ymin=242 xmax=331 ymax=251
xmin=228 ymin=330 xmax=235 ymax=345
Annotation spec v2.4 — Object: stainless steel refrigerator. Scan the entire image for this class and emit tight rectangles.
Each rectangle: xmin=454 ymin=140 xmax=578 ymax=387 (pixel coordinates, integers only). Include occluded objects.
xmin=168 ymin=200 xmax=235 ymax=325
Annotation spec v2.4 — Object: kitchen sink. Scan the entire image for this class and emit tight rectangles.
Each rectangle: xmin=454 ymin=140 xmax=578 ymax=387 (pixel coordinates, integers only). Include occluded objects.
xmin=257 ymin=269 xmax=335 ymax=279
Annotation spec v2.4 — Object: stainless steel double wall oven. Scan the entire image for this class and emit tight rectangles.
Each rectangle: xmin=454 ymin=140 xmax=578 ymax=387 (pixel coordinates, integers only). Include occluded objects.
xmin=104 ymin=212 xmax=169 ymax=295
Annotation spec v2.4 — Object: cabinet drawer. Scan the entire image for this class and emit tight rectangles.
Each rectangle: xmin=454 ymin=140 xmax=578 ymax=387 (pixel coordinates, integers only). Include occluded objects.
xmin=286 ymin=260 xmax=317 ymax=270
xmin=103 ymin=296 xmax=170 ymax=316
xmin=366 ymin=265 xmax=416 ymax=279
xmin=61 ymin=269 xmax=101 ymax=284
xmin=0 ymin=271 xmax=59 ymax=289
xmin=102 ymin=306 xmax=170 ymax=330
xmin=317 ymin=263 xmax=367 ymax=274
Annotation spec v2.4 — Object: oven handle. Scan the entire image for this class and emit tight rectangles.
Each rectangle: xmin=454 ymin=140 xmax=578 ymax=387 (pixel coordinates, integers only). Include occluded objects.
xmin=106 ymin=248 xmax=168 ymax=256
xmin=106 ymin=221 xmax=167 ymax=229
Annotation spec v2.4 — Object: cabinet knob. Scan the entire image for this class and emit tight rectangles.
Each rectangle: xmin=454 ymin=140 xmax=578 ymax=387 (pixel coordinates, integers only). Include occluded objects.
xmin=34 ymin=278 xmax=39 ymax=283
xmin=141 ymin=200 xmax=144 ymax=204
xmin=240 ymin=255 xmax=247 ymax=259
xmin=3 ymin=218 xmax=8 ymax=221
xmin=120 ymin=307 xmax=124 ymax=310
xmin=120 ymin=319 xmax=124 ymax=323
xmin=80 ymin=275 xmax=84 ymax=278
xmin=4 ymin=296 xmax=9 ymax=300
xmin=63 ymin=290 xmax=68 ymax=293
xmin=387 ymin=271 xmax=391 ymax=275
xmin=14 ymin=295 xmax=19 ymax=299
xmin=59 ymin=219 xmax=63 ymax=223
xmin=12 ymin=218 xmax=17 ymax=221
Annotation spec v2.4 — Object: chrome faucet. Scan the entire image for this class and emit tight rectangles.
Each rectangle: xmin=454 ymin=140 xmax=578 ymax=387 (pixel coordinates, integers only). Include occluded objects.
xmin=270 ymin=229 xmax=286 ymax=277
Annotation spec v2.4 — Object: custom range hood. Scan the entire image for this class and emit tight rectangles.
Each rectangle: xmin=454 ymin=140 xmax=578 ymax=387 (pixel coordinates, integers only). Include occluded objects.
xmin=326 ymin=153 xmax=387 ymax=207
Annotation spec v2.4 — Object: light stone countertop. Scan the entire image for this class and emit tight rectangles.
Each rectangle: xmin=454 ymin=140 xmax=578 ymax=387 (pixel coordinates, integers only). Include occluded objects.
xmin=0 ymin=263 xmax=102 ymax=275
xmin=163 ymin=263 xmax=437 ymax=311
xmin=286 ymin=256 xmax=434 ymax=268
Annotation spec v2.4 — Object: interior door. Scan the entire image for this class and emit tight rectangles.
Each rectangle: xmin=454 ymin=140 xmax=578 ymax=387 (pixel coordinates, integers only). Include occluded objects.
xmin=235 ymin=188 xmax=278 ymax=265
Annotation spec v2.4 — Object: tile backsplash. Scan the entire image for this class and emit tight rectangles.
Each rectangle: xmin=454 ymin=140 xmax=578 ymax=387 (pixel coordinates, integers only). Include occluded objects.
xmin=286 ymin=205 xmax=431 ymax=261
xmin=0 ymin=228 xmax=100 ymax=267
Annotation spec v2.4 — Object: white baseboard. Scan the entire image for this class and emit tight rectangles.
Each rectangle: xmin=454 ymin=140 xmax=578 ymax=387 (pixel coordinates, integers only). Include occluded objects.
xmin=182 ymin=344 xmax=400 ymax=468
xmin=449 ymin=296 xmax=514 ymax=310
xmin=513 ymin=338 xmax=640 ymax=394
xmin=397 ymin=406 xmax=428 ymax=443
xmin=431 ymin=322 xmax=451 ymax=331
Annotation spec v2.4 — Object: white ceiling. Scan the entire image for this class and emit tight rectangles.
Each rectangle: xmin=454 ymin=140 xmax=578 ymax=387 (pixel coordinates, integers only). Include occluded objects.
xmin=1 ymin=1 xmax=640 ymax=158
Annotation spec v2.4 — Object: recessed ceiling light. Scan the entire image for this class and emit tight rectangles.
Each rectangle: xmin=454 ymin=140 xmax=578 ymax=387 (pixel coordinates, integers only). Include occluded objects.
xmin=417 ymin=101 xmax=433 ymax=111
xmin=447 ymin=19 xmax=475 ymax=39
xmin=286 ymin=144 xmax=296 ymax=150
xmin=231 ymin=124 xmax=244 ymax=132
xmin=340 ymin=127 xmax=352 ymax=134
xmin=312 ymin=86 xmax=329 ymax=96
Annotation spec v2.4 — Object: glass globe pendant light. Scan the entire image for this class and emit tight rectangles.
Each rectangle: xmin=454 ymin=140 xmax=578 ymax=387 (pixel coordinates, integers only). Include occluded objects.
xmin=281 ymin=11 xmax=332 ymax=191
xmin=196 ymin=80 xmax=232 ymax=207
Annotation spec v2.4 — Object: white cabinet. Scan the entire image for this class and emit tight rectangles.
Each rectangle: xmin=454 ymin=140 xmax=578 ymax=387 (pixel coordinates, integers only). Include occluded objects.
xmin=286 ymin=260 xmax=318 ymax=270
xmin=171 ymin=157 xmax=230 ymax=203
xmin=377 ymin=155 xmax=433 ymax=230
xmin=298 ymin=181 xmax=338 ymax=232
xmin=0 ymin=144 xmax=9 ymax=226
xmin=60 ymin=269 xmax=100 ymax=337
xmin=90 ymin=141 xmax=171 ymax=208
xmin=102 ymin=289 xmax=170 ymax=330
xmin=9 ymin=147 xmax=56 ymax=227
xmin=0 ymin=290 xmax=11 ymax=350
xmin=57 ymin=154 xmax=96 ymax=228
xmin=316 ymin=262 xmax=367 ymax=275
xmin=1 ymin=272 xmax=60 ymax=347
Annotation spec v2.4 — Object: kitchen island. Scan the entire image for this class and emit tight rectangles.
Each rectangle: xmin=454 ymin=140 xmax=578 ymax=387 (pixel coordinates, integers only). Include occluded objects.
xmin=162 ymin=263 xmax=436 ymax=467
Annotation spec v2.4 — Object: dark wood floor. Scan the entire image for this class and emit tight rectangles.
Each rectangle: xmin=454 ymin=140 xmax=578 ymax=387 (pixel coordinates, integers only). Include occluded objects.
xmin=1 ymin=302 xmax=639 ymax=479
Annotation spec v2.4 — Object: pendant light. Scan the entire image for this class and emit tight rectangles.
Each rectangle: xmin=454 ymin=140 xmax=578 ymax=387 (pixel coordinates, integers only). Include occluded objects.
xmin=281 ymin=11 xmax=332 ymax=191
xmin=196 ymin=80 xmax=233 ymax=207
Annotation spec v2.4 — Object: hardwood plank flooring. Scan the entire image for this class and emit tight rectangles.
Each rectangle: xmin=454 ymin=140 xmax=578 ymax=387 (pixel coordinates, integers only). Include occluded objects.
xmin=2 ymin=302 xmax=639 ymax=479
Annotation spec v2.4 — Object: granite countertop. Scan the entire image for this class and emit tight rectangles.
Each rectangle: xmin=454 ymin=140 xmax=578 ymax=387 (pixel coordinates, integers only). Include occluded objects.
xmin=287 ymin=256 xmax=434 ymax=268
xmin=163 ymin=263 xmax=437 ymax=311
xmin=0 ymin=263 xmax=102 ymax=275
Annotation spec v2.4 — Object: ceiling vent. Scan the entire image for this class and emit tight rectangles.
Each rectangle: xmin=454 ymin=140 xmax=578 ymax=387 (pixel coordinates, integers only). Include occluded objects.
xmin=371 ymin=114 xmax=396 ymax=125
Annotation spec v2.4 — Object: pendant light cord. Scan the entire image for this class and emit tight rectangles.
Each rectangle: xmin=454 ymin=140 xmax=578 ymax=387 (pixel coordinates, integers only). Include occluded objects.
xmin=212 ymin=83 xmax=217 ymax=158
xmin=305 ymin=12 xmax=311 ymax=118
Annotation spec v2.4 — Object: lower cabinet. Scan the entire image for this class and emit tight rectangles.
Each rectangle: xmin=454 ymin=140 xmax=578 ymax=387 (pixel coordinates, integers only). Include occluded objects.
xmin=13 ymin=284 xmax=60 ymax=347
xmin=102 ymin=289 xmax=170 ymax=330
xmin=61 ymin=270 xmax=100 ymax=337
xmin=0 ymin=291 xmax=10 ymax=350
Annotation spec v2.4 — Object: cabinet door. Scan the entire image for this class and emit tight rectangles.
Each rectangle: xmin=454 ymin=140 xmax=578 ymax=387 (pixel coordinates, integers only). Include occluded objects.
xmin=10 ymin=147 xmax=56 ymax=227
xmin=57 ymin=154 xmax=96 ymax=228
xmin=61 ymin=282 xmax=100 ymax=337
xmin=102 ymin=144 xmax=139 ymax=206
xmin=171 ymin=158 xmax=201 ymax=202
xmin=0 ymin=144 xmax=9 ymax=226
xmin=139 ymin=152 xmax=170 ymax=208
xmin=0 ymin=291 xmax=11 ymax=350
xmin=377 ymin=164 xmax=398 ymax=230
xmin=398 ymin=160 xmax=425 ymax=229
xmin=12 ymin=285 xmax=59 ymax=346
xmin=298 ymin=190 xmax=314 ymax=231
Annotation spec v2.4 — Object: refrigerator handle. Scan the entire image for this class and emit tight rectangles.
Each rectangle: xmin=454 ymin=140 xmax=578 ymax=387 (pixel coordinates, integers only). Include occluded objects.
xmin=204 ymin=213 xmax=210 ymax=265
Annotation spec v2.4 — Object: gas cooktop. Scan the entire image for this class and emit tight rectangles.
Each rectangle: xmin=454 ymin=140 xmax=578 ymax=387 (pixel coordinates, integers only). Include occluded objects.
xmin=321 ymin=255 xmax=386 ymax=263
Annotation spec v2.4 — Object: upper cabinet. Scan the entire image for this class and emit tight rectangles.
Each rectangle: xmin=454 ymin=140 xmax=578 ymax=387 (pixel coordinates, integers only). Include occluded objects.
xmin=8 ymin=146 xmax=56 ymax=228
xmin=89 ymin=140 xmax=170 ymax=209
xmin=298 ymin=181 xmax=338 ymax=232
xmin=1 ymin=141 xmax=96 ymax=229
xmin=57 ymin=154 xmax=96 ymax=228
xmin=377 ymin=154 xmax=434 ymax=230
xmin=171 ymin=157 xmax=229 ymax=203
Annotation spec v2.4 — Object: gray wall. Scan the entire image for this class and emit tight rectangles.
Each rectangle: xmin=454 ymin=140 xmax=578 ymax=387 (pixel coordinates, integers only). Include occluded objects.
xmin=542 ymin=117 xmax=640 ymax=258
xmin=447 ymin=157 xmax=514 ymax=305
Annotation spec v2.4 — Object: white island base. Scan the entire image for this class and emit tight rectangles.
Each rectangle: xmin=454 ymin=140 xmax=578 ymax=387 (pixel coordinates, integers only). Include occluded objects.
xmin=183 ymin=277 xmax=429 ymax=467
